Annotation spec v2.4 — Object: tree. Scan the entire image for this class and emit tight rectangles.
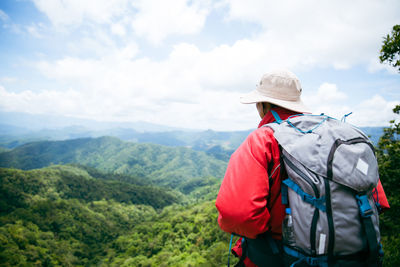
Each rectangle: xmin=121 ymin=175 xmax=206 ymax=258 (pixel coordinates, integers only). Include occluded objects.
xmin=377 ymin=105 xmax=400 ymax=191
xmin=380 ymin=25 xmax=400 ymax=72
xmin=376 ymin=105 xmax=400 ymax=267
xmin=377 ymin=27 xmax=400 ymax=266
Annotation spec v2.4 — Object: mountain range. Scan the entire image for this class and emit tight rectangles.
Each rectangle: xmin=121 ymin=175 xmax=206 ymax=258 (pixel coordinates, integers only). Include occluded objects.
xmin=0 ymin=111 xmax=384 ymax=152
xmin=0 ymin=136 xmax=227 ymax=189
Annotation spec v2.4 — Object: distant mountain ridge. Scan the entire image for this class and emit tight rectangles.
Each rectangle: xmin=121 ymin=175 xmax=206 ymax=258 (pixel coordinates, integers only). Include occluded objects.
xmin=0 ymin=111 xmax=191 ymax=132
xmin=0 ymin=121 xmax=250 ymax=150
xmin=0 ymin=136 xmax=227 ymax=189
xmin=0 ymin=122 xmax=383 ymax=151
xmin=1 ymin=111 xmax=384 ymax=148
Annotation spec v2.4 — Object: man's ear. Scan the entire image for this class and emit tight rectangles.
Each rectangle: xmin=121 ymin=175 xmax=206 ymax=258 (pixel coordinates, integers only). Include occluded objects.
xmin=256 ymin=102 xmax=264 ymax=118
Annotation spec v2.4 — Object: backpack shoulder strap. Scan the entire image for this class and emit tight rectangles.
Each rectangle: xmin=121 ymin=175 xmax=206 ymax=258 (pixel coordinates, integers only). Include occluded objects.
xmin=270 ymin=110 xmax=283 ymax=124
xmin=356 ymin=193 xmax=382 ymax=265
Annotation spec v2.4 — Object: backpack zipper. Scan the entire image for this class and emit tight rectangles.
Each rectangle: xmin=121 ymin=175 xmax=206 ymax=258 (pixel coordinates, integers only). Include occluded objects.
xmin=282 ymin=155 xmax=321 ymax=255
xmin=283 ymin=155 xmax=319 ymax=196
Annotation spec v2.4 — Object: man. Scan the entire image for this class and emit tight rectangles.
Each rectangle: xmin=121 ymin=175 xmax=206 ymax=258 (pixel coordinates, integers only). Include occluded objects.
xmin=215 ymin=69 xmax=389 ymax=267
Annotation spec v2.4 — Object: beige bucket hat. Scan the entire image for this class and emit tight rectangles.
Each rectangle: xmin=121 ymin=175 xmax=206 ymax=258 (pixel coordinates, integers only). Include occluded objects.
xmin=240 ymin=69 xmax=311 ymax=113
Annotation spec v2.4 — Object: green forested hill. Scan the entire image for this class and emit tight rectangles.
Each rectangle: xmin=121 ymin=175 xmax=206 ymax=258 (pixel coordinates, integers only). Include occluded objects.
xmin=0 ymin=165 xmax=180 ymax=213
xmin=0 ymin=136 xmax=227 ymax=189
xmin=0 ymin=165 xmax=231 ymax=266
xmin=0 ymin=165 xmax=181 ymax=265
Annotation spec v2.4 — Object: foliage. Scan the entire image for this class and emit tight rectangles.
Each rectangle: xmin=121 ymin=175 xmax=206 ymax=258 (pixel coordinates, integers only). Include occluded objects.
xmin=376 ymin=105 xmax=400 ymax=267
xmin=378 ymin=26 xmax=400 ymax=266
xmin=69 ymin=164 xmax=149 ymax=186
xmin=0 ymin=200 xmax=157 ymax=266
xmin=0 ymin=165 xmax=179 ymax=213
xmin=0 ymin=166 xmax=169 ymax=266
xmin=102 ymin=201 xmax=234 ymax=267
xmin=380 ymin=25 xmax=400 ymax=72
xmin=0 ymin=165 xmax=233 ymax=266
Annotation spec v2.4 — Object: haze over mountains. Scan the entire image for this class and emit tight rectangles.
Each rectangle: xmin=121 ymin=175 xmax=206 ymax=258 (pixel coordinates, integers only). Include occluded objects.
xmin=0 ymin=111 xmax=384 ymax=151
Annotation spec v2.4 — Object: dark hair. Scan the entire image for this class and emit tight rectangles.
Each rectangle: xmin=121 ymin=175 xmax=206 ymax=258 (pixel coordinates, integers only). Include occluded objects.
xmin=261 ymin=102 xmax=278 ymax=109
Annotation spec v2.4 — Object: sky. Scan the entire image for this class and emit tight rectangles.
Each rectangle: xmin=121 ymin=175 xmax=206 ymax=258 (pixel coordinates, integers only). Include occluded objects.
xmin=0 ymin=0 xmax=399 ymax=131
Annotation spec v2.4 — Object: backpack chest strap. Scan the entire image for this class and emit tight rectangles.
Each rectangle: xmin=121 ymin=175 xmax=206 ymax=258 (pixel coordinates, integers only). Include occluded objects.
xmin=283 ymin=178 xmax=326 ymax=212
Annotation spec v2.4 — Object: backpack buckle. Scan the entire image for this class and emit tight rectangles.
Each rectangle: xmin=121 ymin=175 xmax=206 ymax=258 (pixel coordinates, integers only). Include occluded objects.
xmin=356 ymin=194 xmax=373 ymax=218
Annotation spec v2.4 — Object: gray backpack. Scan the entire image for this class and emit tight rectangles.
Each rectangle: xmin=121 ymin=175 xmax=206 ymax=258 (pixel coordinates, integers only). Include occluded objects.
xmin=265 ymin=111 xmax=383 ymax=267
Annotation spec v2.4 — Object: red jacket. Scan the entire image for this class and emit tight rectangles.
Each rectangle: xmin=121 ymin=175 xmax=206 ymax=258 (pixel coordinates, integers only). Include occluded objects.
xmin=216 ymin=108 xmax=390 ymax=241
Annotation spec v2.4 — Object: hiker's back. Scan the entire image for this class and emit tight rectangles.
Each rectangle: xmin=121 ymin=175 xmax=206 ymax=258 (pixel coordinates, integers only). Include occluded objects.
xmin=267 ymin=114 xmax=383 ymax=267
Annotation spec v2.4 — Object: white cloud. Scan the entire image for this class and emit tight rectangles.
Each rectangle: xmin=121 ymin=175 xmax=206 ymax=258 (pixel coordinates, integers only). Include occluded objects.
xmin=315 ymin=83 xmax=347 ymax=102
xmin=131 ymin=0 xmax=211 ymax=44
xmin=303 ymin=83 xmax=350 ymax=119
xmin=304 ymin=83 xmax=347 ymax=106
xmin=368 ymin=58 xmax=399 ymax=74
xmin=0 ymin=85 xmax=83 ymax=115
xmin=168 ymin=40 xmax=268 ymax=91
xmin=2 ymin=45 xmax=399 ymax=130
xmin=302 ymin=83 xmax=399 ymax=126
xmin=37 ymin=57 xmax=101 ymax=80
xmin=32 ymin=0 xmax=128 ymax=26
xmin=36 ymin=39 xmax=265 ymax=97
xmin=4 ymin=39 xmax=261 ymax=130
xmin=349 ymin=95 xmax=400 ymax=127
xmin=65 ymin=29 xmax=120 ymax=57
xmin=31 ymin=0 xmax=213 ymax=45
xmin=30 ymin=0 xmax=400 ymax=69
xmin=26 ymin=23 xmax=46 ymax=38
xmin=15 ymin=33 xmax=400 ymax=130
xmin=3 ymin=1 xmax=400 ymax=131
xmin=111 ymin=23 xmax=126 ymax=36
xmin=0 ymin=9 xmax=9 ymax=21
xmin=224 ymin=0 xmax=400 ymax=71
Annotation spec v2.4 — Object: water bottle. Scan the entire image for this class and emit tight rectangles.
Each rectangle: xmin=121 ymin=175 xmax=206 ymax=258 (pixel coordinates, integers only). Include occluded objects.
xmin=282 ymin=208 xmax=296 ymax=246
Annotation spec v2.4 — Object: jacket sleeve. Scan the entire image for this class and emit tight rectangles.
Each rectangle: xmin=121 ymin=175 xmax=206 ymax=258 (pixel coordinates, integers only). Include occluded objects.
xmin=373 ymin=180 xmax=390 ymax=213
xmin=215 ymin=129 xmax=274 ymax=239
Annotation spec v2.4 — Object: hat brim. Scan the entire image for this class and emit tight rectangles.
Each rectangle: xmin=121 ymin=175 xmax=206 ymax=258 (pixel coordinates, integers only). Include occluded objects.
xmin=240 ymin=90 xmax=312 ymax=114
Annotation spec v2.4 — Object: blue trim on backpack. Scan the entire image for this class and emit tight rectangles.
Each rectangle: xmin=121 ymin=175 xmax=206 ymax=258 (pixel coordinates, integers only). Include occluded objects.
xmin=227 ymin=233 xmax=244 ymax=266
xmin=263 ymin=112 xmax=337 ymax=133
xmin=286 ymin=114 xmax=329 ymax=134
xmin=341 ymin=112 xmax=353 ymax=122
xmin=283 ymin=179 xmax=326 ymax=212
xmin=356 ymin=194 xmax=373 ymax=218
xmin=270 ymin=110 xmax=283 ymax=124
xmin=284 ymin=246 xmax=328 ymax=267
xmin=227 ymin=234 xmax=234 ymax=267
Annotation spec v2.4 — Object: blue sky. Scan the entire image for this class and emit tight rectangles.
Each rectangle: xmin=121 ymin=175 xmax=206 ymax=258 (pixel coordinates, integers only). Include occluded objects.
xmin=0 ymin=0 xmax=399 ymax=131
